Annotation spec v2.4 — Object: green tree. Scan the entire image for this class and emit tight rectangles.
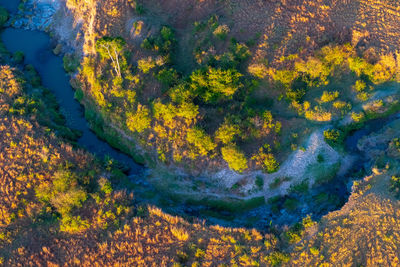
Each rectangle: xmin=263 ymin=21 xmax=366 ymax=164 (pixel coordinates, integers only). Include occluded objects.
xmin=35 ymin=170 xmax=88 ymax=216
xmin=186 ymin=127 xmax=216 ymax=156
xmin=126 ymin=104 xmax=151 ymax=133
xmin=190 ymin=67 xmax=243 ymax=102
xmin=323 ymin=129 xmax=342 ymax=146
xmin=95 ymin=37 xmax=126 ymax=77
xmin=215 ymin=121 xmax=240 ymax=144
xmin=221 ymin=144 xmax=248 ymax=172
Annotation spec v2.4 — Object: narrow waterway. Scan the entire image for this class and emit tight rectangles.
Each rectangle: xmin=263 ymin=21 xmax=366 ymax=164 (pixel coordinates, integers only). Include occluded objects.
xmin=1 ymin=27 xmax=144 ymax=175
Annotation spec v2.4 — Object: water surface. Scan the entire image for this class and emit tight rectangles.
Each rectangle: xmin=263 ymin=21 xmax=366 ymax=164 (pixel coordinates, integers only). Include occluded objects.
xmin=1 ymin=28 xmax=143 ymax=175
xmin=0 ymin=0 xmax=19 ymax=13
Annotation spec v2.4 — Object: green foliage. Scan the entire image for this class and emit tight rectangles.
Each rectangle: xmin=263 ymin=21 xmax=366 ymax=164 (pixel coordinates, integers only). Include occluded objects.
xmin=99 ymin=177 xmax=113 ymax=194
xmin=190 ymin=67 xmax=243 ymax=102
xmin=320 ymin=90 xmax=339 ymax=103
xmin=169 ymin=83 xmax=196 ymax=103
xmin=390 ymin=175 xmax=400 ymax=198
xmin=35 ymin=170 xmax=88 ymax=216
xmin=295 ymin=57 xmax=330 ymax=86
xmin=96 ymin=36 xmax=125 ymax=59
xmin=161 ymin=26 xmax=174 ymax=41
xmin=230 ymin=42 xmax=251 ymax=63
xmin=354 ymin=80 xmax=366 ymax=92
xmin=253 ymin=145 xmax=280 ymax=173
xmin=153 ymin=101 xmax=178 ymax=124
xmin=156 ymin=68 xmax=179 ymax=86
xmin=215 ymin=121 xmax=241 ymax=144
xmin=348 ymin=57 xmax=373 ymax=78
xmin=289 ymin=180 xmax=309 ymax=194
xmin=186 ymin=127 xmax=216 ymax=156
xmin=213 ymin=25 xmax=230 ymax=40
xmin=13 ymin=51 xmax=24 ymax=64
xmin=265 ymin=252 xmax=290 ymax=266
xmin=59 ymin=214 xmax=89 ymax=233
xmin=126 ymin=104 xmax=151 ymax=133
xmin=74 ymin=88 xmax=84 ymax=102
xmin=63 ymin=54 xmax=80 ymax=73
xmin=283 ymin=198 xmax=298 ymax=211
xmin=141 ymin=26 xmax=176 ymax=59
xmin=255 ymin=176 xmax=264 ymax=189
xmin=0 ymin=7 xmax=8 ymax=27
xmin=391 ymin=138 xmax=400 ymax=152
xmin=323 ymin=129 xmax=343 ymax=146
xmin=138 ymin=57 xmax=157 ymax=74
xmin=221 ymin=144 xmax=248 ymax=172
xmin=95 ymin=36 xmax=126 ymax=77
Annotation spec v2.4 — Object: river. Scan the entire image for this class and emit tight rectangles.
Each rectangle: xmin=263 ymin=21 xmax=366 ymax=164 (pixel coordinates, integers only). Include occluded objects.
xmin=1 ymin=27 xmax=144 ymax=175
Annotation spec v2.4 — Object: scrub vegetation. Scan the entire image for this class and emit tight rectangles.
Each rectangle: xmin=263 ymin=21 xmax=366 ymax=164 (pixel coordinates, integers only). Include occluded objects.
xmin=3 ymin=0 xmax=400 ymax=265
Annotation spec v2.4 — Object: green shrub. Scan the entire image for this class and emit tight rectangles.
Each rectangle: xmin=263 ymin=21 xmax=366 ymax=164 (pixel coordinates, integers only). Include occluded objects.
xmin=255 ymin=176 xmax=264 ymax=188
xmin=126 ymin=104 xmax=151 ymax=133
xmin=138 ymin=57 xmax=157 ymax=74
xmin=323 ymin=129 xmax=343 ymax=146
xmin=320 ymin=90 xmax=339 ymax=103
xmin=221 ymin=144 xmax=248 ymax=172
xmin=215 ymin=121 xmax=240 ymax=144
xmin=390 ymin=175 xmax=400 ymax=198
xmin=213 ymin=25 xmax=230 ymax=40
xmin=283 ymin=198 xmax=298 ymax=211
xmin=265 ymin=252 xmax=290 ymax=266
xmin=186 ymin=127 xmax=216 ymax=156
xmin=35 ymin=170 xmax=88 ymax=216
xmin=60 ymin=214 xmax=89 ymax=233
xmin=156 ymin=68 xmax=179 ymax=86
xmin=63 ymin=54 xmax=80 ymax=73
xmin=190 ymin=67 xmax=243 ymax=102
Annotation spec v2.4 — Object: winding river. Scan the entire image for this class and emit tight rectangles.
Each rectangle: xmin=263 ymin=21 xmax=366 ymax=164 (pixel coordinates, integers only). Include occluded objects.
xmin=2 ymin=1 xmax=400 ymax=229
xmin=1 ymin=28 xmax=144 ymax=176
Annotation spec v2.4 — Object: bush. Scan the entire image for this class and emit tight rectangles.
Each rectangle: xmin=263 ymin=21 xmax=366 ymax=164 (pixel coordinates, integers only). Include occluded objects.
xmin=390 ymin=175 xmax=400 ymax=198
xmin=35 ymin=170 xmax=88 ymax=216
xmin=221 ymin=144 xmax=248 ymax=172
xmin=63 ymin=54 xmax=80 ymax=73
xmin=323 ymin=129 xmax=343 ymax=146
xmin=186 ymin=127 xmax=216 ymax=156
xmin=138 ymin=57 xmax=157 ymax=74
xmin=252 ymin=146 xmax=280 ymax=173
xmin=156 ymin=68 xmax=179 ymax=86
xmin=213 ymin=25 xmax=230 ymax=40
xmin=190 ymin=67 xmax=243 ymax=102
xmin=215 ymin=121 xmax=240 ymax=144
xmin=255 ymin=176 xmax=264 ymax=188
xmin=60 ymin=214 xmax=89 ymax=233
xmin=320 ymin=90 xmax=339 ymax=103
xmin=265 ymin=252 xmax=290 ymax=266
xmin=126 ymin=104 xmax=151 ymax=133
xmin=248 ymin=63 xmax=268 ymax=78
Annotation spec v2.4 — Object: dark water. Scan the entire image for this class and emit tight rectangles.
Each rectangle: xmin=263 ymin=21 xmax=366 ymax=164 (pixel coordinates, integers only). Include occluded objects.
xmin=345 ymin=113 xmax=400 ymax=152
xmin=0 ymin=0 xmax=18 ymax=13
xmin=1 ymin=28 xmax=143 ymax=175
